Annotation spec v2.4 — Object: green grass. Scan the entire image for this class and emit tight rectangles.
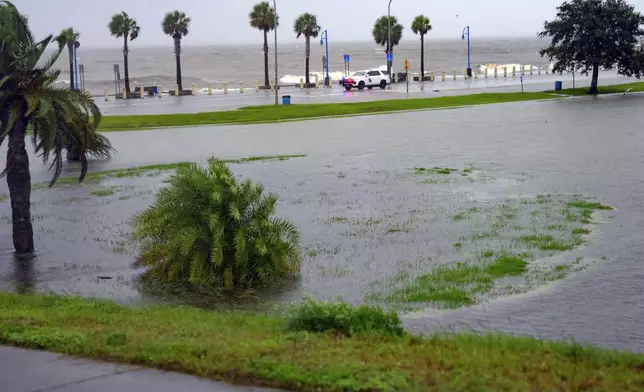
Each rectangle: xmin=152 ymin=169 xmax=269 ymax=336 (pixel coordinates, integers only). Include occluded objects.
xmin=415 ymin=167 xmax=459 ymax=175
xmin=388 ymin=254 xmax=528 ymax=309
xmin=551 ymin=81 xmax=644 ymax=96
xmin=1 ymin=293 xmax=643 ymax=391
xmin=91 ymin=187 xmax=116 ymax=197
xmin=97 ymin=92 xmax=557 ymax=132
xmin=518 ymin=234 xmax=584 ymax=252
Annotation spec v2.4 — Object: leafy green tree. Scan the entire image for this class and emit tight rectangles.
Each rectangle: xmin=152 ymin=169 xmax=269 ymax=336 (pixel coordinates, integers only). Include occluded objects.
xmin=411 ymin=15 xmax=432 ymax=78
xmin=108 ymin=11 xmax=140 ymax=94
xmin=132 ymin=159 xmax=301 ymax=290
xmin=0 ymin=1 xmax=112 ymax=254
xmin=294 ymin=13 xmax=320 ymax=85
xmin=55 ymin=28 xmax=80 ymax=90
xmin=539 ymin=0 xmax=644 ymax=94
xmin=249 ymin=1 xmax=278 ymax=87
xmin=162 ymin=10 xmax=190 ymax=92
xmin=372 ymin=16 xmax=403 ymax=76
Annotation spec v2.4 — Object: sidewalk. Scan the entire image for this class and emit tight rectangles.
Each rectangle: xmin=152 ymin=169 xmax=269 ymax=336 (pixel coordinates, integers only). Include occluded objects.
xmin=1 ymin=346 xmax=280 ymax=392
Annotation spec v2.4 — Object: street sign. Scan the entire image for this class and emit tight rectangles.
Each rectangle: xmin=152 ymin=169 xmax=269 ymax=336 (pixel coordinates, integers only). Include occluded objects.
xmin=404 ymin=59 xmax=409 ymax=70
xmin=344 ymin=54 xmax=350 ymax=63
xmin=386 ymin=52 xmax=392 ymax=62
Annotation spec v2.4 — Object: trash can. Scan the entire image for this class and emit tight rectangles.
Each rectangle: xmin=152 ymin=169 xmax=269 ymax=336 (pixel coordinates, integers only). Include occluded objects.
xmin=554 ymin=81 xmax=563 ymax=91
xmin=282 ymin=95 xmax=291 ymax=105
xmin=153 ymin=86 xmax=158 ymax=95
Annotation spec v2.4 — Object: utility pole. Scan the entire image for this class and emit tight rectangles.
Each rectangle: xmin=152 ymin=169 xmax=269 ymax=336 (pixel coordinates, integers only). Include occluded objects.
xmin=273 ymin=0 xmax=279 ymax=105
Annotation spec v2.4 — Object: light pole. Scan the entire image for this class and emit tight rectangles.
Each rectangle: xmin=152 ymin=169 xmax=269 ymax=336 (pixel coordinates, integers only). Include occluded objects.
xmin=320 ymin=30 xmax=329 ymax=86
xmin=73 ymin=40 xmax=80 ymax=91
xmin=273 ymin=0 xmax=279 ymax=105
xmin=461 ymin=25 xmax=471 ymax=77
xmin=387 ymin=0 xmax=393 ymax=77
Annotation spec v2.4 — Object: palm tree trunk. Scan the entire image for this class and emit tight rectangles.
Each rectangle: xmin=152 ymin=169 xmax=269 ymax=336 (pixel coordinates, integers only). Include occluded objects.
xmin=263 ymin=30 xmax=269 ymax=87
xmin=123 ymin=35 xmax=131 ymax=94
xmin=6 ymin=105 xmax=34 ymax=255
xmin=420 ymin=35 xmax=425 ymax=79
xmin=174 ymin=36 xmax=183 ymax=92
xmin=305 ymin=36 xmax=310 ymax=84
xmin=68 ymin=44 xmax=74 ymax=90
xmin=589 ymin=63 xmax=599 ymax=94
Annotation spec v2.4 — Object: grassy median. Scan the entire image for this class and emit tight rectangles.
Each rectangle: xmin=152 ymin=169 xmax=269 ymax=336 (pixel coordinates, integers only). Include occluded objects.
xmin=550 ymin=81 xmax=644 ymax=96
xmin=98 ymin=92 xmax=556 ymax=132
xmin=1 ymin=293 xmax=643 ymax=391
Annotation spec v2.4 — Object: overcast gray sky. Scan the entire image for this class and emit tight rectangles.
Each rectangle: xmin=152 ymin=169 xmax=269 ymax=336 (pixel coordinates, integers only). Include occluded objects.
xmin=13 ymin=0 xmax=644 ymax=47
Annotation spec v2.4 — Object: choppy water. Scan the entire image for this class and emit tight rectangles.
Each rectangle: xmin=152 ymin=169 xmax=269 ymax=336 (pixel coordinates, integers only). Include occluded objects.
xmin=58 ymin=37 xmax=552 ymax=94
xmin=1 ymin=94 xmax=644 ymax=351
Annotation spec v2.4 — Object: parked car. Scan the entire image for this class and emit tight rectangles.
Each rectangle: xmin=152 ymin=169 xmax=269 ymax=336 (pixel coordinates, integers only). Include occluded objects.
xmin=343 ymin=69 xmax=390 ymax=91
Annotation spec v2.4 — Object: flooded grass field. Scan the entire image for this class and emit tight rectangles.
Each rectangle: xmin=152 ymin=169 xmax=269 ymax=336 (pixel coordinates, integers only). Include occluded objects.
xmin=1 ymin=94 xmax=643 ymax=351
xmin=0 ymin=155 xmax=613 ymax=311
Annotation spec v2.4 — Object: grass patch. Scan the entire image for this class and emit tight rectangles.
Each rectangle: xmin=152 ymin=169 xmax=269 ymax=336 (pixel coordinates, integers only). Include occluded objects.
xmin=388 ymin=254 xmax=528 ymax=308
xmin=572 ymin=228 xmax=591 ymax=235
xmin=481 ymin=249 xmax=495 ymax=258
xmin=31 ymin=156 xmax=305 ymax=189
xmin=222 ymin=154 xmax=306 ymax=164
xmin=286 ymin=298 xmax=403 ymax=337
xmin=1 ymin=293 xmax=644 ymax=391
xmin=416 ymin=167 xmax=459 ymax=175
xmin=98 ymin=92 xmax=558 ymax=132
xmin=518 ymin=234 xmax=583 ymax=251
xmin=453 ymin=242 xmax=462 ymax=249
xmin=91 ymin=187 xmax=116 ymax=197
xmin=551 ymin=81 xmax=644 ymax=96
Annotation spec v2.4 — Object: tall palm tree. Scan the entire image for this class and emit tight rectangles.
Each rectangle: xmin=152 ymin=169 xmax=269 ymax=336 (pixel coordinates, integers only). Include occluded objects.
xmin=411 ymin=15 xmax=432 ymax=79
xmin=293 ymin=13 xmax=320 ymax=85
xmin=162 ymin=10 xmax=190 ymax=92
xmin=249 ymin=1 xmax=278 ymax=88
xmin=0 ymin=1 xmax=112 ymax=255
xmin=372 ymin=16 xmax=403 ymax=76
xmin=108 ymin=11 xmax=139 ymax=94
xmin=55 ymin=28 xmax=79 ymax=90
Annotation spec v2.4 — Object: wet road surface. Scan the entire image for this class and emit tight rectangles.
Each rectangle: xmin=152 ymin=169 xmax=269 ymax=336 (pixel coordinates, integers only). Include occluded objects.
xmin=1 ymin=93 xmax=644 ymax=352
xmin=95 ymin=72 xmax=631 ymax=116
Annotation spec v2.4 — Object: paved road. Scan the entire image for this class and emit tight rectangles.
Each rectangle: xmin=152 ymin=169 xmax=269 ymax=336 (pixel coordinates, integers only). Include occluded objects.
xmin=95 ymin=72 xmax=632 ymax=116
xmin=0 ymin=346 xmax=279 ymax=392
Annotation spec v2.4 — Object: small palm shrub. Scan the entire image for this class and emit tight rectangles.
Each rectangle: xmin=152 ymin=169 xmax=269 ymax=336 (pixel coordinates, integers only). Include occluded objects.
xmin=131 ymin=159 xmax=301 ymax=290
xmin=286 ymin=298 xmax=404 ymax=337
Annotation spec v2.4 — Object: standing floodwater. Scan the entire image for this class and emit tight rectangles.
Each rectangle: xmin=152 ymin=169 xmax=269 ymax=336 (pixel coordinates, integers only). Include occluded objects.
xmin=1 ymin=94 xmax=644 ymax=351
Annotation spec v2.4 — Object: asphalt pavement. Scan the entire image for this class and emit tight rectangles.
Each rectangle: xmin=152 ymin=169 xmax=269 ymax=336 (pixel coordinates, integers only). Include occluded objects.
xmin=94 ymin=72 xmax=632 ymax=116
xmin=0 ymin=346 xmax=280 ymax=392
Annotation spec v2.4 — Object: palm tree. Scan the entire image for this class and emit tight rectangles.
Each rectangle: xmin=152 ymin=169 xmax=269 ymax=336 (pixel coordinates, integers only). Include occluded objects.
xmin=0 ymin=1 xmax=113 ymax=255
xmin=249 ymin=1 xmax=278 ymax=88
xmin=411 ymin=15 xmax=432 ymax=79
xmin=372 ymin=16 xmax=403 ymax=77
xmin=293 ymin=13 xmax=320 ymax=85
xmin=132 ymin=159 xmax=301 ymax=290
xmin=55 ymin=28 xmax=80 ymax=90
xmin=108 ymin=11 xmax=139 ymax=94
xmin=162 ymin=10 xmax=190 ymax=93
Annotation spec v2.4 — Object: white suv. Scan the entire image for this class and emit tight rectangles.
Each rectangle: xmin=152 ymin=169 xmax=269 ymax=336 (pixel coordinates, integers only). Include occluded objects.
xmin=343 ymin=69 xmax=390 ymax=91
